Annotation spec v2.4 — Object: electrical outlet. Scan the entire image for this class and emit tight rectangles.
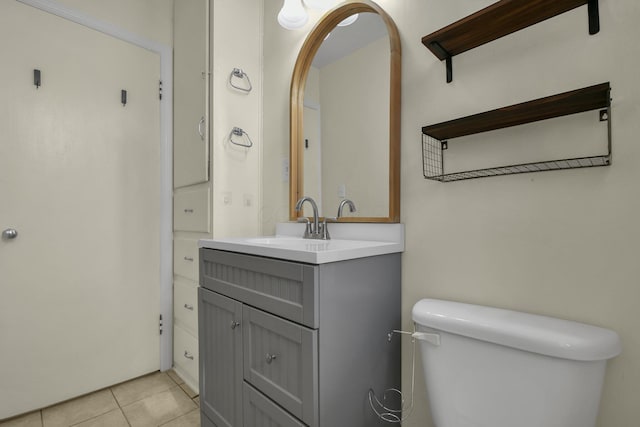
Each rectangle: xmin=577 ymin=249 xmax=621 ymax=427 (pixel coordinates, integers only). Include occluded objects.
xmin=243 ymin=193 xmax=253 ymax=207
xmin=222 ymin=191 xmax=232 ymax=205
xmin=338 ymin=184 xmax=346 ymax=198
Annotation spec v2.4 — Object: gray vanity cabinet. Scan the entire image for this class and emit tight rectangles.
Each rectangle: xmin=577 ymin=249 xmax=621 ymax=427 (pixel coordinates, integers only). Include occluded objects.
xmin=244 ymin=383 xmax=306 ymax=427
xmin=199 ymin=290 xmax=243 ymax=427
xmin=243 ymin=306 xmax=318 ymax=424
xmin=199 ymin=248 xmax=401 ymax=427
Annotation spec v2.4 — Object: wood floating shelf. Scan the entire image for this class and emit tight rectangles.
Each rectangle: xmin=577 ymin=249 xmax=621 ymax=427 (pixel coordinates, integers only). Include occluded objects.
xmin=422 ymin=0 xmax=600 ymax=82
xmin=422 ymin=82 xmax=612 ymax=182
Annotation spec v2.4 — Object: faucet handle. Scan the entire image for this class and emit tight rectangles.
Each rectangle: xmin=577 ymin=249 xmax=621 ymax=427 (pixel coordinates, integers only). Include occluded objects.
xmin=297 ymin=217 xmax=313 ymax=238
xmin=321 ymin=217 xmax=337 ymax=240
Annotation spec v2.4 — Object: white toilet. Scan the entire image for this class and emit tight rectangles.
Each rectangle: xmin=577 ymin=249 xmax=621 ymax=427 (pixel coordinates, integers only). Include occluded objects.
xmin=412 ymin=299 xmax=621 ymax=427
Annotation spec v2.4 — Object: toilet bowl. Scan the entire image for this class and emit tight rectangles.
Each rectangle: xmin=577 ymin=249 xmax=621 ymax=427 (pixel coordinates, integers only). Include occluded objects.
xmin=412 ymin=299 xmax=621 ymax=427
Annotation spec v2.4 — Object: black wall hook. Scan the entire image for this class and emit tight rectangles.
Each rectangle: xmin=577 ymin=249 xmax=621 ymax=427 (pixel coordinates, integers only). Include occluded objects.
xmin=121 ymin=89 xmax=127 ymax=106
xmin=34 ymin=69 xmax=41 ymax=89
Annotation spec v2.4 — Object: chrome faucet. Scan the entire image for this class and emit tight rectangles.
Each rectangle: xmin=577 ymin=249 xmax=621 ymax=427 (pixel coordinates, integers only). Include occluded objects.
xmin=321 ymin=199 xmax=357 ymax=240
xmin=337 ymin=199 xmax=356 ymax=218
xmin=295 ymin=196 xmax=321 ymax=239
xmin=295 ymin=197 xmax=357 ymax=240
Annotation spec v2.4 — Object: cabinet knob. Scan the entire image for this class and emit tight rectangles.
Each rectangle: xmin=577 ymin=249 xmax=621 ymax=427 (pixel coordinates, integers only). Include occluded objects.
xmin=184 ymin=351 xmax=194 ymax=360
xmin=2 ymin=228 xmax=18 ymax=240
xmin=184 ymin=303 xmax=194 ymax=311
xmin=265 ymin=353 xmax=277 ymax=364
xmin=230 ymin=321 xmax=240 ymax=330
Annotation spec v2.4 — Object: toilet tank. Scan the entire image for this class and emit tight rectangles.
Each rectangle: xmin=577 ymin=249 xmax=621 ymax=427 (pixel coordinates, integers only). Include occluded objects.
xmin=412 ymin=299 xmax=621 ymax=427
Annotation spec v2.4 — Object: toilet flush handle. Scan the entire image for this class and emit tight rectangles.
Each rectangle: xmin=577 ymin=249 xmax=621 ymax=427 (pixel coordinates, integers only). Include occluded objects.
xmin=412 ymin=331 xmax=441 ymax=346
xmin=388 ymin=329 xmax=441 ymax=346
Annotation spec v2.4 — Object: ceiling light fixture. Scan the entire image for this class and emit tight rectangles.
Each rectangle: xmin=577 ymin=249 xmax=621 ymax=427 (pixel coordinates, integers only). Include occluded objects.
xmin=279 ymin=0 xmax=358 ymax=30
xmin=278 ymin=0 xmax=309 ymax=30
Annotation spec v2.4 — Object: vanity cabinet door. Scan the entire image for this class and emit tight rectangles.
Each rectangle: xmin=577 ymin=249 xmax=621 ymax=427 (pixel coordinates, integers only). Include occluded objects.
xmin=243 ymin=306 xmax=318 ymax=427
xmin=243 ymin=383 xmax=306 ymax=427
xmin=199 ymin=288 xmax=243 ymax=427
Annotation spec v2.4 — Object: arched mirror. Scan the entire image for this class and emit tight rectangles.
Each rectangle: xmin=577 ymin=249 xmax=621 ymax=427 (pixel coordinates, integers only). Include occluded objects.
xmin=289 ymin=0 xmax=401 ymax=222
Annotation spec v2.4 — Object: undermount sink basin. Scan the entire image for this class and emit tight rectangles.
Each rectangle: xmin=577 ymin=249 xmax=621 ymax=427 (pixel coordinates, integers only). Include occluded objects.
xmin=199 ymin=223 xmax=404 ymax=264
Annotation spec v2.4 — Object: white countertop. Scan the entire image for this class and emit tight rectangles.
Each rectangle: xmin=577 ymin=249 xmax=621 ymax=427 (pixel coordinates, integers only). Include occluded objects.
xmin=198 ymin=223 xmax=404 ymax=264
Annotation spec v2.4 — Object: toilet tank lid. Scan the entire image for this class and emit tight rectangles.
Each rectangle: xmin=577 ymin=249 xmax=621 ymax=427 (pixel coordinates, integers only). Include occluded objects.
xmin=412 ymin=299 xmax=621 ymax=361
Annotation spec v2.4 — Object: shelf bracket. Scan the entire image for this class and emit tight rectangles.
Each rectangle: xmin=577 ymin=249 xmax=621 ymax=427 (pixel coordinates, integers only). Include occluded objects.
xmin=445 ymin=56 xmax=453 ymax=83
xmin=430 ymin=41 xmax=453 ymax=83
xmin=588 ymin=0 xmax=600 ymax=35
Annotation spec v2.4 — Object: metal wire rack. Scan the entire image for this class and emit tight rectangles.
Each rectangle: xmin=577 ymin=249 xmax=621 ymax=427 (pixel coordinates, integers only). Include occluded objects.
xmin=421 ymin=83 xmax=612 ymax=182
xmin=422 ymin=134 xmax=611 ymax=182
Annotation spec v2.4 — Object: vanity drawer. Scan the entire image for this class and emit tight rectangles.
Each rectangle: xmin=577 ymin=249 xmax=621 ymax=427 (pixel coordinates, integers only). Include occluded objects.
xmin=200 ymin=249 xmax=319 ymax=328
xmin=174 ymin=187 xmax=210 ymax=232
xmin=173 ymin=279 xmax=198 ymax=335
xmin=243 ymin=306 xmax=318 ymax=427
xmin=173 ymin=324 xmax=199 ymax=390
xmin=243 ymin=382 xmax=307 ymax=427
xmin=174 ymin=238 xmax=199 ymax=280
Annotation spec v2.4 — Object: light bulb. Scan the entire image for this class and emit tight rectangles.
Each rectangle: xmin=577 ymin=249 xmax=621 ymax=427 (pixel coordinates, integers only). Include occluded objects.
xmin=278 ymin=0 xmax=309 ymax=30
xmin=337 ymin=13 xmax=359 ymax=27
xmin=303 ymin=0 xmax=337 ymax=10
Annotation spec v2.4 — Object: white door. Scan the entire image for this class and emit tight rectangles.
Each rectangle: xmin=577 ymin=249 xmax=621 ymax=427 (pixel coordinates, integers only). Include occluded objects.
xmin=0 ymin=2 xmax=161 ymax=419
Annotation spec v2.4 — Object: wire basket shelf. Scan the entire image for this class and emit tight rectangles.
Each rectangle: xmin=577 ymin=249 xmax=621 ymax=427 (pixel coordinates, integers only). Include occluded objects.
xmin=422 ymin=134 xmax=611 ymax=182
xmin=421 ymin=83 xmax=612 ymax=182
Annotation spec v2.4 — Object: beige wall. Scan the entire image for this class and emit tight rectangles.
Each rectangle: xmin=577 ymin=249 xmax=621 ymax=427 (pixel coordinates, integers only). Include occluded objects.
xmin=262 ymin=0 xmax=317 ymax=228
xmin=262 ymin=1 xmax=640 ymax=426
xmin=319 ymin=36 xmax=389 ymax=217
xmin=303 ymin=66 xmax=322 ymax=214
xmin=302 ymin=37 xmax=390 ymax=218
xmin=55 ymin=0 xmax=173 ymax=45
xmin=210 ymin=0 xmax=263 ymax=238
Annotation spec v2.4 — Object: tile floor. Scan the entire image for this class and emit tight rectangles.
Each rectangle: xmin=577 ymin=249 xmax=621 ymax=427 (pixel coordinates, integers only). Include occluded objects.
xmin=0 ymin=370 xmax=200 ymax=427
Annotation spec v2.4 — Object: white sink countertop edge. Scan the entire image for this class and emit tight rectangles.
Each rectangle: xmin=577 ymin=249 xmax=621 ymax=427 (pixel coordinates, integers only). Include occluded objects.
xmin=198 ymin=223 xmax=404 ymax=264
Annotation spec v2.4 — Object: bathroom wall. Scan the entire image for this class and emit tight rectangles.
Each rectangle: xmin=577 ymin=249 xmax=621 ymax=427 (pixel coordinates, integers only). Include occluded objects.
xmin=262 ymin=0 xmax=640 ymax=426
xmin=302 ymin=36 xmax=389 ymax=218
xmin=319 ymin=36 xmax=390 ymax=217
xmin=210 ymin=0 xmax=263 ymax=238
xmin=55 ymin=0 xmax=173 ymax=45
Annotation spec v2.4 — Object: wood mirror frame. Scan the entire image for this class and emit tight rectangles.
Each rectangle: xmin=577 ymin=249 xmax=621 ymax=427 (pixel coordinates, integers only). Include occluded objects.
xmin=289 ymin=0 xmax=401 ymax=223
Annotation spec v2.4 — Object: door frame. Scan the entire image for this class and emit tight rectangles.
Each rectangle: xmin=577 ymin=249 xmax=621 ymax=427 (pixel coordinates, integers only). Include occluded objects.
xmin=16 ymin=0 xmax=174 ymax=371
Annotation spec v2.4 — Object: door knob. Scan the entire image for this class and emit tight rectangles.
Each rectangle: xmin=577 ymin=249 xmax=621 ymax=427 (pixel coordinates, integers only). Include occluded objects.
xmin=2 ymin=228 xmax=18 ymax=239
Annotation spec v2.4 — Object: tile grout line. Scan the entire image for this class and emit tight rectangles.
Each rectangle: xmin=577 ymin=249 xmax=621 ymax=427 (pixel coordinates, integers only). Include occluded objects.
xmin=66 ymin=408 xmax=123 ymax=427
xmin=43 ymin=389 xmax=121 ymax=427
xmin=111 ymin=372 xmax=177 ymax=409
xmin=109 ymin=388 xmax=132 ymax=427
xmin=157 ymin=408 xmax=200 ymax=427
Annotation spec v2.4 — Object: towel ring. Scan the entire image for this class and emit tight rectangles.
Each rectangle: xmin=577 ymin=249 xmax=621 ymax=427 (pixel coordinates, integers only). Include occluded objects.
xmin=229 ymin=127 xmax=253 ymax=148
xmin=229 ymin=68 xmax=252 ymax=93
